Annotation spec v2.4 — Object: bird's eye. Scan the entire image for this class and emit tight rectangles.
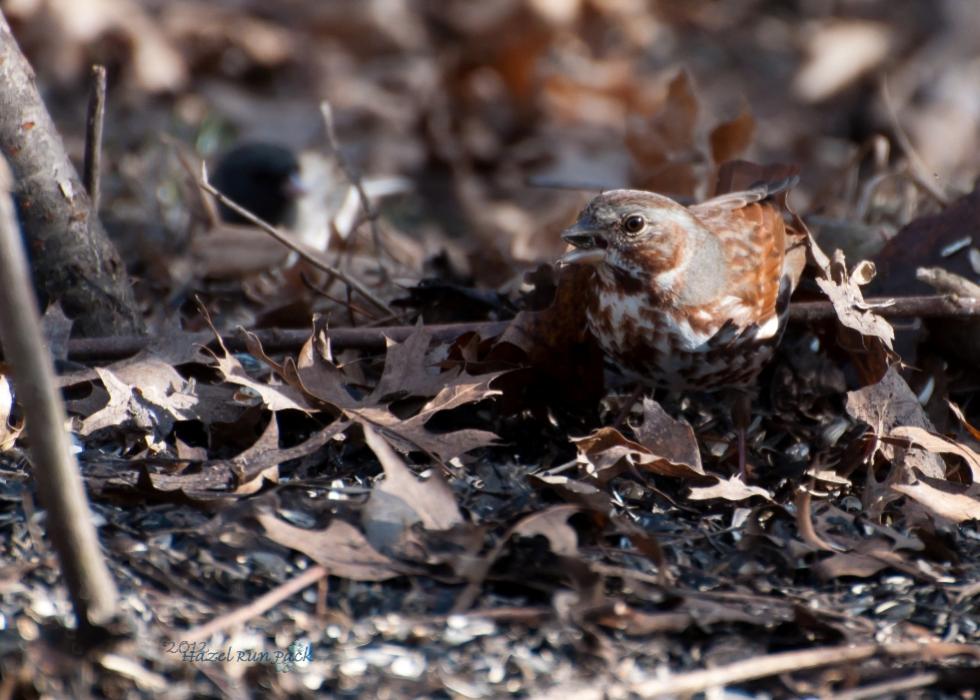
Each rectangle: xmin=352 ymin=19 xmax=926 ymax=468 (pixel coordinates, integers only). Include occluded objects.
xmin=622 ymin=214 xmax=646 ymax=235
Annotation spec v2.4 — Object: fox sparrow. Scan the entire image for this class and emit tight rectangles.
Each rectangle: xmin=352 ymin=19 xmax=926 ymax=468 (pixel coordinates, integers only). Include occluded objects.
xmin=559 ymin=178 xmax=805 ymax=474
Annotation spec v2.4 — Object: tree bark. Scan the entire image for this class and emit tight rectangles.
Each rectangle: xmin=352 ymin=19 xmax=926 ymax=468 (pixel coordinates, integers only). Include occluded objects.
xmin=0 ymin=12 xmax=143 ymax=337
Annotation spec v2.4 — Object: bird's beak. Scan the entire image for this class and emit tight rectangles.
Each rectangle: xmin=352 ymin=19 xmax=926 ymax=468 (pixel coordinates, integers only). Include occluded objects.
xmin=559 ymin=221 xmax=606 ymax=266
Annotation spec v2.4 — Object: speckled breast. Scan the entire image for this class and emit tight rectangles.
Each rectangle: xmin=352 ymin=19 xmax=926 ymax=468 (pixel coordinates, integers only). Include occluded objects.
xmin=586 ymin=287 xmax=778 ymax=391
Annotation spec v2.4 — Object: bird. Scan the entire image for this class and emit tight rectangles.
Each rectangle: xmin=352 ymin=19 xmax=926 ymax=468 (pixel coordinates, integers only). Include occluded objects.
xmin=210 ymin=142 xmax=305 ymax=228
xmin=559 ymin=177 xmax=805 ymax=477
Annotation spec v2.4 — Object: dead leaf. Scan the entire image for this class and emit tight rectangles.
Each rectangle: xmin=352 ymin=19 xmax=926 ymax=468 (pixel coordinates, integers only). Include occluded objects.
xmin=509 ymin=504 xmax=581 ymax=556
xmin=893 ymin=476 xmax=980 ymax=524
xmin=709 ymin=109 xmax=755 ymax=165
xmin=256 ymin=513 xmax=417 ymax=581
xmin=190 ymin=224 xmax=290 ymax=279
xmin=890 ymin=425 xmax=980 ymax=482
xmin=361 ymin=424 xmax=464 ymax=553
xmin=794 ymin=20 xmax=891 ymax=102
xmin=688 ymin=475 xmax=772 ymax=502
xmin=632 ymin=398 xmax=703 ymax=474
xmin=626 ymin=70 xmax=700 ymax=196
xmin=573 ymin=423 xmax=706 ymax=482
xmin=847 ymin=367 xmax=947 ymax=489
xmin=206 ymin=332 xmax=310 ymax=414
xmin=528 ymin=474 xmax=611 ymax=512
xmin=366 ymin=321 xmax=462 ymax=404
xmin=814 ymin=250 xmax=895 ymax=353
xmin=352 ymin=373 xmax=501 ymax=462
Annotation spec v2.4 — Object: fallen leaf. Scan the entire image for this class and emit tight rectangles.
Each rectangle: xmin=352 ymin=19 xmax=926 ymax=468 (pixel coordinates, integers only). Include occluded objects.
xmin=509 ymin=504 xmax=581 ymax=556
xmin=688 ymin=475 xmax=772 ymax=502
xmin=709 ymin=109 xmax=755 ymax=166
xmin=626 ymin=70 xmax=700 ymax=196
xmin=847 ymin=367 xmax=946 ymax=492
xmin=890 ymin=425 xmax=980 ymax=482
xmin=573 ymin=424 xmax=706 ymax=482
xmin=352 ymin=373 xmax=501 ymax=461
xmin=794 ymin=20 xmax=891 ymax=102
xmin=893 ymin=476 xmax=980 ymax=524
xmin=360 ymin=423 xmax=464 ymax=554
xmin=257 ymin=513 xmax=417 ymax=581
xmin=632 ymin=398 xmax=703 ymax=474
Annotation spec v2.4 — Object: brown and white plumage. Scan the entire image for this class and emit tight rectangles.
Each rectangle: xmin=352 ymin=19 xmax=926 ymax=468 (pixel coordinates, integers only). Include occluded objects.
xmin=559 ymin=179 xmax=804 ymax=392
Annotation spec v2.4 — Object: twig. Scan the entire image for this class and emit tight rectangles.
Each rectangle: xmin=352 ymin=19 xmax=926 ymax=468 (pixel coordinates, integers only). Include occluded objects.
xmin=320 ymin=101 xmax=387 ymax=274
xmin=83 ymin=64 xmax=106 ymax=213
xmin=199 ymin=171 xmax=395 ymax=317
xmin=880 ymin=78 xmax=949 ymax=207
xmin=826 ymin=672 xmax=938 ymax=700
xmin=50 ymin=294 xmax=980 ymax=363
xmin=917 ymin=267 xmax=980 ymax=298
xmin=20 ymin=294 xmax=979 ymax=363
xmin=60 ymin=320 xmax=511 ymax=361
xmin=789 ymin=295 xmax=980 ymax=322
xmin=181 ymin=565 xmax=327 ymax=644
xmin=627 ymin=641 xmax=976 ymax=697
xmin=0 ymin=156 xmax=120 ymax=630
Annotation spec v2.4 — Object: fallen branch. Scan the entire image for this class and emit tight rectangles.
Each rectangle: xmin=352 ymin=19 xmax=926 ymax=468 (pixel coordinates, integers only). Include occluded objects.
xmin=9 ymin=295 xmax=977 ymax=363
xmin=627 ymin=640 xmax=976 ymax=698
xmin=63 ymin=320 xmax=512 ymax=361
xmin=181 ymin=565 xmax=327 ymax=645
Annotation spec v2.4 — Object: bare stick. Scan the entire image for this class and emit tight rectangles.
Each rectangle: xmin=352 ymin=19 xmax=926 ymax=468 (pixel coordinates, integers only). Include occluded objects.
xmin=83 ymin=65 xmax=106 ymax=213
xmin=880 ymin=79 xmax=949 ymax=207
xmin=789 ymin=294 xmax=980 ymax=322
xmin=0 ymin=156 xmax=120 ymax=630
xmin=199 ymin=170 xmax=395 ymax=317
xmin=182 ymin=565 xmax=327 ymax=644
xmin=62 ymin=320 xmax=510 ymax=361
xmin=917 ymin=266 xmax=980 ymax=298
xmin=628 ymin=641 xmax=975 ymax=697
xmin=828 ymin=672 xmax=938 ymax=700
xmin=320 ymin=101 xmax=386 ymax=272
xmin=26 ymin=294 xmax=980 ymax=363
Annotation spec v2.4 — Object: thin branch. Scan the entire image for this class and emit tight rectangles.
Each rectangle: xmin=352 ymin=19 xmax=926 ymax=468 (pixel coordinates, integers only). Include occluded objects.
xmin=880 ymin=78 xmax=950 ymax=207
xmin=320 ymin=101 xmax=387 ymax=274
xmin=827 ymin=672 xmax=938 ymax=700
xmin=182 ymin=565 xmax=327 ymax=644
xmin=19 ymin=294 xmax=978 ymax=363
xmin=199 ymin=170 xmax=395 ymax=317
xmin=789 ymin=294 xmax=980 ymax=322
xmin=0 ymin=155 xmax=120 ymax=631
xmin=917 ymin=266 xmax=980 ymax=297
xmin=629 ymin=641 xmax=975 ymax=697
xmin=61 ymin=320 xmax=511 ymax=361
xmin=83 ymin=64 xmax=106 ymax=213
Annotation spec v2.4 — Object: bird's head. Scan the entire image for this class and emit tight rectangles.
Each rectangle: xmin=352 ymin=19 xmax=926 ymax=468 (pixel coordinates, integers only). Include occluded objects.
xmin=559 ymin=190 xmax=709 ymax=288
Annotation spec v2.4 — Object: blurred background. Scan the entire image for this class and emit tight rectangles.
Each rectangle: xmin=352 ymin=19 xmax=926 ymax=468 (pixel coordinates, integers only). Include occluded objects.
xmin=5 ymin=0 xmax=980 ymax=311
